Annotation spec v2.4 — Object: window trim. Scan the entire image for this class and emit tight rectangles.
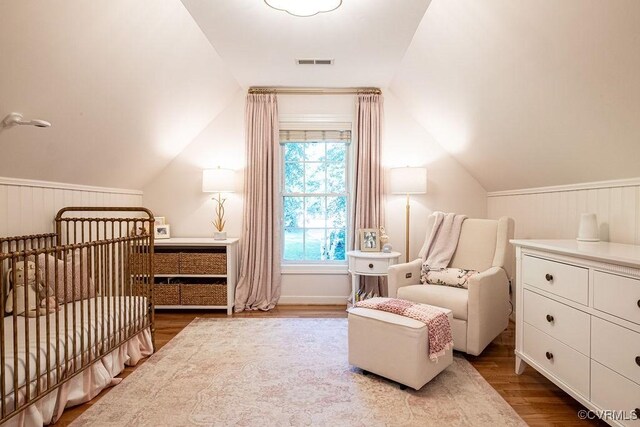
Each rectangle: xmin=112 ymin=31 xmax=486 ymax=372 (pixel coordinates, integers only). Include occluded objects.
xmin=279 ymin=119 xmax=353 ymax=266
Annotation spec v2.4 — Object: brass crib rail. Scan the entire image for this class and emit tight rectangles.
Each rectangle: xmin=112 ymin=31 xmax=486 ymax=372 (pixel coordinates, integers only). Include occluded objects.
xmin=0 ymin=207 xmax=155 ymax=425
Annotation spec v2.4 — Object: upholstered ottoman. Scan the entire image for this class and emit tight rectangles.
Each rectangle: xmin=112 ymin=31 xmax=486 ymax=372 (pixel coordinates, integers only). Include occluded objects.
xmin=348 ymin=305 xmax=453 ymax=390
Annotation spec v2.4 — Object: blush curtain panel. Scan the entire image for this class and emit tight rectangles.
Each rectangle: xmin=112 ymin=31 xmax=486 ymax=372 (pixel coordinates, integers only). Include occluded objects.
xmin=352 ymin=93 xmax=386 ymax=297
xmin=235 ymin=93 xmax=282 ymax=312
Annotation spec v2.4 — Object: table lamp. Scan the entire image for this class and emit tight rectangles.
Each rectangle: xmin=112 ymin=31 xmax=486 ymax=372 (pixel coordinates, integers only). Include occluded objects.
xmin=202 ymin=167 xmax=235 ymax=240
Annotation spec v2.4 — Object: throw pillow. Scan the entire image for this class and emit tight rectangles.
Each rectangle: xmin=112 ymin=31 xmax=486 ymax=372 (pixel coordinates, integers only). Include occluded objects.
xmin=420 ymin=265 xmax=479 ymax=289
xmin=38 ymin=248 xmax=96 ymax=302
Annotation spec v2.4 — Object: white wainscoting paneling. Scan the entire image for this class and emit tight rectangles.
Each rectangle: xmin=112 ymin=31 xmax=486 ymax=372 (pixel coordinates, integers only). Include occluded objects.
xmin=488 ymin=179 xmax=640 ymax=244
xmin=0 ymin=177 xmax=143 ymax=237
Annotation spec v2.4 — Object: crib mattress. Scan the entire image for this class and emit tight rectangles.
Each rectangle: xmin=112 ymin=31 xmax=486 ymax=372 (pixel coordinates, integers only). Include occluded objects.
xmin=2 ymin=296 xmax=149 ymax=399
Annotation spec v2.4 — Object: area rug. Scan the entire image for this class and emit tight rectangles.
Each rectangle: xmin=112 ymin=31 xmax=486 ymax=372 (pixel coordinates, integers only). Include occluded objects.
xmin=70 ymin=318 xmax=525 ymax=426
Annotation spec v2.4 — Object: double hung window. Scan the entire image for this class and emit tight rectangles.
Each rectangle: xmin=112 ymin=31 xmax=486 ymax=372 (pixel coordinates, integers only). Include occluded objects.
xmin=281 ymin=127 xmax=350 ymax=263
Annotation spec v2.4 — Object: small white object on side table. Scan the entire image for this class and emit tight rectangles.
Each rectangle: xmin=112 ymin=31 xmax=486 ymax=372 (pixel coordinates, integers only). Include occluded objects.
xmin=346 ymin=250 xmax=401 ymax=303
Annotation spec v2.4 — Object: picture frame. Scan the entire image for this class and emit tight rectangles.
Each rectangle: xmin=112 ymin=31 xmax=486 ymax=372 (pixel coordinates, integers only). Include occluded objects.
xmin=154 ymin=224 xmax=171 ymax=239
xmin=155 ymin=216 xmax=166 ymax=226
xmin=359 ymin=228 xmax=380 ymax=252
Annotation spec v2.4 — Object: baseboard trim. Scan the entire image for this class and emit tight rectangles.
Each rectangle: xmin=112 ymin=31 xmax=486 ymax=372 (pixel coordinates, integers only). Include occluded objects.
xmin=278 ymin=296 xmax=348 ymax=305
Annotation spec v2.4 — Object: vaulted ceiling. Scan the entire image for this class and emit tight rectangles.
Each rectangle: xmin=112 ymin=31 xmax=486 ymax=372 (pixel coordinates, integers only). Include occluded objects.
xmin=391 ymin=0 xmax=640 ymax=191
xmin=1 ymin=0 xmax=638 ymax=192
xmin=180 ymin=0 xmax=431 ymax=87
xmin=0 ymin=0 xmax=239 ymax=189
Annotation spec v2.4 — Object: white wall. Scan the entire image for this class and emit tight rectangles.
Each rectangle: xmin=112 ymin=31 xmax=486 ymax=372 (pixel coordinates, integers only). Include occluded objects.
xmin=0 ymin=0 xmax=239 ymax=189
xmin=0 ymin=177 xmax=143 ymax=237
xmin=392 ymin=0 xmax=640 ymax=192
xmin=143 ymin=90 xmax=246 ymax=239
xmin=383 ymin=91 xmax=487 ymax=263
xmin=143 ymin=90 xmax=488 ymax=304
xmin=487 ymin=179 xmax=640 ymax=245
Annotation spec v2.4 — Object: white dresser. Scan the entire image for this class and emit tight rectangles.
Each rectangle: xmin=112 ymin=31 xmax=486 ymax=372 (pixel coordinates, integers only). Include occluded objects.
xmin=512 ymin=240 xmax=640 ymax=426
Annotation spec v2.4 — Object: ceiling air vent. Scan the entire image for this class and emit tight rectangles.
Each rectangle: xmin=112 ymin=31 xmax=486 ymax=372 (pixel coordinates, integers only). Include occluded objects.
xmin=296 ymin=59 xmax=334 ymax=65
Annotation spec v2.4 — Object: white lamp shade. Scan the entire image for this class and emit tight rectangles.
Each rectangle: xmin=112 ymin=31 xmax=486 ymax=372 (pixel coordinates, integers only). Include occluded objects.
xmin=202 ymin=168 xmax=235 ymax=193
xmin=389 ymin=167 xmax=427 ymax=194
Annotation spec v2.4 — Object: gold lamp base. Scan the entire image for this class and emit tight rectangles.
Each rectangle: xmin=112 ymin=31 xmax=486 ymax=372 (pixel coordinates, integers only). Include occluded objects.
xmin=405 ymin=193 xmax=411 ymax=263
xmin=212 ymin=193 xmax=227 ymax=238
xmin=213 ymin=231 xmax=227 ymax=240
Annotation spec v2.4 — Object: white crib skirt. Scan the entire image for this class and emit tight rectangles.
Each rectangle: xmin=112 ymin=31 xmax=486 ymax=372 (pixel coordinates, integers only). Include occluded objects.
xmin=4 ymin=327 xmax=153 ymax=427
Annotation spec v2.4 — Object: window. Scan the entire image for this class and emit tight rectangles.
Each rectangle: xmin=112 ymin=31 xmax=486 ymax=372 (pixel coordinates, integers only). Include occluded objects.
xmin=281 ymin=127 xmax=350 ymax=263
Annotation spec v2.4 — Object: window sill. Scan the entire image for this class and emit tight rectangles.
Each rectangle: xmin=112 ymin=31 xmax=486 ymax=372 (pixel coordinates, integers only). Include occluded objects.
xmin=281 ymin=264 xmax=349 ymax=275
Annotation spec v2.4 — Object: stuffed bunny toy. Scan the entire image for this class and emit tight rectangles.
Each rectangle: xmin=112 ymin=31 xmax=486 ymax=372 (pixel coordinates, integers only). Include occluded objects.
xmin=5 ymin=261 xmax=58 ymax=317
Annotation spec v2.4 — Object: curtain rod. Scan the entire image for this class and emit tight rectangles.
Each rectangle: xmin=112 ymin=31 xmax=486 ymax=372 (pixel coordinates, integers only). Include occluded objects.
xmin=248 ymin=87 xmax=382 ymax=95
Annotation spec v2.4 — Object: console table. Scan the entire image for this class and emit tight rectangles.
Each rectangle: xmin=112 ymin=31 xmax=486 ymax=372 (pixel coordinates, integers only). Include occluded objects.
xmin=152 ymin=237 xmax=238 ymax=315
xmin=512 ymin=239 xmax=640 ymax=426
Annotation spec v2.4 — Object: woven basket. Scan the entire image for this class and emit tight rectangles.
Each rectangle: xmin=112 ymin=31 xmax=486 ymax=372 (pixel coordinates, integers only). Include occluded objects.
xmin=128 ymin=253 xmax=150 ymax=275
xmin=130 ymin=283 xmax=149 ymax=297
xmin=154 ymin=284 xmax=180 ymax=305
xmin=180 ymin=283 xmax=227 ymax=305
xmin=155 ymin=253 xmax=180 ymax=275
xmin=180 ymin=253 xmax=226 ymax=275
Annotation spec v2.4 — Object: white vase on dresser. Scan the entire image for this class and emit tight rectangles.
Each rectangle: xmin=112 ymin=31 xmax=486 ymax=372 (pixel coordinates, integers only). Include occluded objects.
xmin=512 ymin=239 xmax=640 ymax=427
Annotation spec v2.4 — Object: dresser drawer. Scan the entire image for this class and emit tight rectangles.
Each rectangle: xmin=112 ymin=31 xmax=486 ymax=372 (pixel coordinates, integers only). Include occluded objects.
xmin=353 ymin=258 xmax=392 ymax=275
xmin=522 ymin=256 xmax=588 ymax=305
xmin=591 ymin=361 xmax=640 ymax=426
xmin=594 ymin=271 xmax=640 ymax=325
xmin=592 ymin=317 xmax=640 ymax=386
xmin=523 ymin=289 xmax=590 ymax=355
xmin=523 ymin=323 xmax=590 ymax=398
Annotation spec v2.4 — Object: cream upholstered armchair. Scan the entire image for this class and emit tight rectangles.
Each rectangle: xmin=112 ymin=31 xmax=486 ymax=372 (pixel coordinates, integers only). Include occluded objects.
xmin=388 ymin=216 xmax=514 ymax=356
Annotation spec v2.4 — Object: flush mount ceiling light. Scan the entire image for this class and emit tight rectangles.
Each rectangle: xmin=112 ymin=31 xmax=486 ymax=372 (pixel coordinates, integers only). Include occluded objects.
xmin=264 ymin=0 xmax=342 ymax=17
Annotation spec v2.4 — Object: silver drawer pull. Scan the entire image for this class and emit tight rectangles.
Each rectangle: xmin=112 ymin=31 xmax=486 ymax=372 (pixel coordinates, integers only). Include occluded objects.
xmin=545 ymin=351 xmax=553 ymax=360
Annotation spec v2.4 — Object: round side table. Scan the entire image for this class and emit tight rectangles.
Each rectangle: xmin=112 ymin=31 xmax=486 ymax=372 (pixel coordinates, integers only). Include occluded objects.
xmin=346 ymin=250 xmax=402 ymax=304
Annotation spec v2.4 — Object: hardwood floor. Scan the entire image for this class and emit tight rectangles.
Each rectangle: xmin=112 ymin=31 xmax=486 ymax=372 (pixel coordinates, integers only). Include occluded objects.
xmin=464 ymin=323 xmax=605 ymax=427
xmin=55 ymin=306 xmax=604 ymax=426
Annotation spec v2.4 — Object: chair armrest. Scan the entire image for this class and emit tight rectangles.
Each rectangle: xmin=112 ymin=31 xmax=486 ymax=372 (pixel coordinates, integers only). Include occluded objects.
xmin=466 ymin=266 xmax=510 ymax=355
xmin=468 ymin=266 xmax=508 ymax=286
xmin=387 ymin=259 xmax=422 ymax=298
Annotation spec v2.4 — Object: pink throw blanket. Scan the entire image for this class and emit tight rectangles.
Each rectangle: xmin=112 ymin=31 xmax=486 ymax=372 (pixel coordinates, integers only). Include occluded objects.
xmin=421 ymin=211 xmax=467 ymax=270
xmin=355 ymin=297 xmax=453 ymax=361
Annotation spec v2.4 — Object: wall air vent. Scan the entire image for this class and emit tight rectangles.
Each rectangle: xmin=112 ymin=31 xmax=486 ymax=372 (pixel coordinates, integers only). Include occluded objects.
xmin=296 ymin=59 xmax=334 ymax=65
